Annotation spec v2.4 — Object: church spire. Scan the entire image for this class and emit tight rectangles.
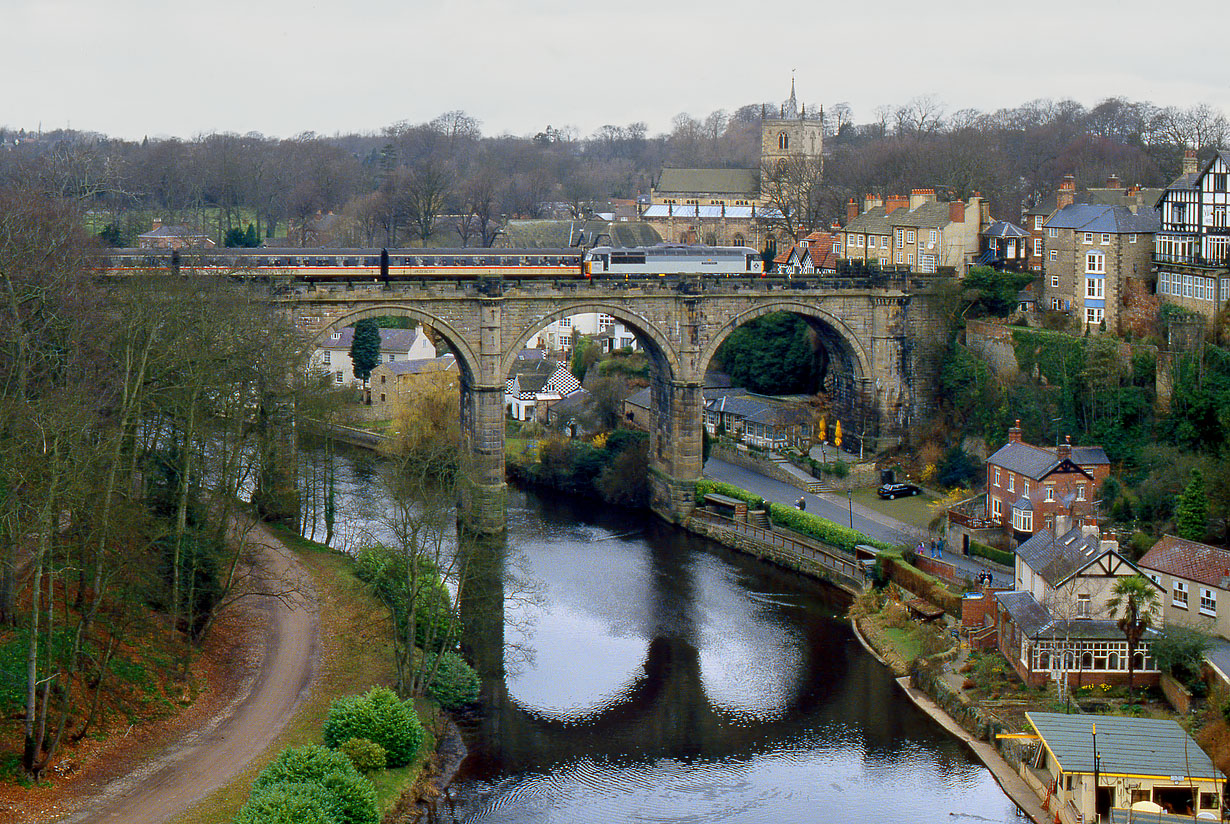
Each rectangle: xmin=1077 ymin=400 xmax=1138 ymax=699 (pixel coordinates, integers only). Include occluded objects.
xmin=784 ymin=77 xmax=799 ymax=119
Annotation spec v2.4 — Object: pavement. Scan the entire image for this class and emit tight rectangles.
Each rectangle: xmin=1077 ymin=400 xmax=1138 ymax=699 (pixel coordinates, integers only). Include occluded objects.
xmin=703 ymin=456 xmax=1013 ymax=588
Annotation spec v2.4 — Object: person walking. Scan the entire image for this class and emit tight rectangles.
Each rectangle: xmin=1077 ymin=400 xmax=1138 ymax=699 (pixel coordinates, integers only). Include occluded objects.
xmin=796 ymin=496 xmax=806 ymax=511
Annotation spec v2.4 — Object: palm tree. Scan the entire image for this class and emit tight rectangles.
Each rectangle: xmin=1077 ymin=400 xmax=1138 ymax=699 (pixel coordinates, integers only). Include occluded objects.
xmin=1106 ymin=575 xmax=1160 ymax=700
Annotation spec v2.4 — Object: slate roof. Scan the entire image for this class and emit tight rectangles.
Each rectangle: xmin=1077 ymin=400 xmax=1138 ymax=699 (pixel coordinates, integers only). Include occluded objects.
xmin=625 ymin=387 xmax=651 ymax=409
xmin=1043 ymin=203 xmax=1160 ymax=234
xmin=707 ymin=394 xmax=803 ymax=426
xmin=996 ymin=591 xmax=1055 ymax=636
xmin=1015 ymin=527 xmax=1106 ymax=587
xmin=1080 ymin=187 xmax=1164 ymax=209
xmin=996 ymin=591 xmax=1158 ymax=641
xmin=655 ymin=168 xmax=759 ymax=196
xmin=1026 ymin=712 xmax=1222 ymax=780
xmin=377 ymin=356 xmax=457 ymax=376
xmin=986 ymin=441 xmax=1107 ymax=480
xmin=843 ymin=205 xmax=892 ymax=235
xmin=498 ymin=219 xmax=660 ymax=249
xmin=1138 ymin=535 xmax=1230 ymax=589
xmin=983 ymin=220 xmax=1030 ymax=239
xmin=318 ymin=327 xmax=433 ymax=354
xmin=547 ymin=388 xmax=590 ymax=418
xmin=891 ymin=200 xmax=955 ymax=230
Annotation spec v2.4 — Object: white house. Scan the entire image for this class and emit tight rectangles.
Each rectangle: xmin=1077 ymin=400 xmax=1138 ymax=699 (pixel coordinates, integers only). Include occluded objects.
xmin=527 ymin=313 xmax=641 ymax=356
xmin=312 ymin=327 xmax=436 ymax=388
xmin=504 ymin=360 xmax=581 ymax=421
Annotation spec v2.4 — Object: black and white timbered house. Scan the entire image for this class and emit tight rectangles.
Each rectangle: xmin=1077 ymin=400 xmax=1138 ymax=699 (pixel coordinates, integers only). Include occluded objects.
xmin=1155 ymin=149 xmax=1230 ymax=318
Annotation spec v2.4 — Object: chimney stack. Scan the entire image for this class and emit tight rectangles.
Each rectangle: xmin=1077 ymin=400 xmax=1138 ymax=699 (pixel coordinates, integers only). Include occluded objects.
xmin=864 ymin=193 xmax=884 ymax=213
xmin=846 ymin=197 xmax=859 ymax=224
xmin=1057 ymin=434 xmax=1071 ymax=461
xmin=1057 ymin=174 xmax=1076 ymax=210
xmin=1054 ymin=512 xmax=1072 ymax=536
xmin=151 ymin=218 xmax=163 ymax=230
xmin=1182 ymin=149 xmax=1199 ymax=176
xmin=1106 ymin=174 xmax=1121 ymax=190
xmin=1008 ymin=419 xmax=1022 ymax=443
xmin=909 ymin=188 xmax=937 ymax=210
xmin=884 ymin=194 xmax=909 ymax=215
xmin=949 ymin=200 xmax=966 ymax=223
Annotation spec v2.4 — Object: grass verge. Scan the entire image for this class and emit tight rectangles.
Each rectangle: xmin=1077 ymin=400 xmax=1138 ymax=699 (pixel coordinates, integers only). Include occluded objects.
xmin=171 ymin=526 xmax=403 ymax=824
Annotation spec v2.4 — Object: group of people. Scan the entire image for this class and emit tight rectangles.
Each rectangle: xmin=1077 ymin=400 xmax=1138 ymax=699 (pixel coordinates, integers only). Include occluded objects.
xmin=916 ymin=538 xmax=944 ymax=559
xmin=976 ymin=571 xmax=994 ymax=588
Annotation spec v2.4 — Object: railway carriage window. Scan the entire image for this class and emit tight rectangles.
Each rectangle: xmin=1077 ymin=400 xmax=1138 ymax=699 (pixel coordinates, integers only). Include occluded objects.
xmin=403 ymin=257 xmax=417 ymax=266
xmin=421 ymin=257 xmax=436 ymax=266
xmin=344 ymin=257 xmax=358 ymax=266
xmin=502 ymin=257 xmax=518 ymax=266
xmin=364 ymin=257 xmax=378 ymax=266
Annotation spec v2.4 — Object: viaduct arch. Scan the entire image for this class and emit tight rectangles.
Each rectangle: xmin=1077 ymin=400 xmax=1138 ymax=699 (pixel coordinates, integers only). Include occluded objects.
xmin=284 ymin=275 xmax=941 ymax=532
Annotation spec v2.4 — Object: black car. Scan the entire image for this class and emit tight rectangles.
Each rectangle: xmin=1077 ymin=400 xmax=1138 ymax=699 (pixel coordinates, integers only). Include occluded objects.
xmin=877 ymin=482 xmax=921 ymax=500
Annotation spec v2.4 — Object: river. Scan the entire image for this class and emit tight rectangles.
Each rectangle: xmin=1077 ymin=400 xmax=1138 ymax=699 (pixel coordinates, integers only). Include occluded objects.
xmin=305 ymin=444 xmax=1022 ymax=824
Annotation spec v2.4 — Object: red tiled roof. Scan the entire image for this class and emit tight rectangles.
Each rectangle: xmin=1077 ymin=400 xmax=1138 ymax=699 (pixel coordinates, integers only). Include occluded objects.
xmin=1138 ymin=535 xmax=1230 ymax=588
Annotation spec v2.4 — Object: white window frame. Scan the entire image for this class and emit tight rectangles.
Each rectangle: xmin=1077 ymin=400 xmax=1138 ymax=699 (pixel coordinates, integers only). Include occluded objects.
xmin=1076 ymin=594 xmax=1091 ymax=618
xmin=1048 ymin=227 xmax=1059 ymax=238
xmin=1173 ymin=580 xmax=1189 ymax=608
xmin=1023 ymin=480 xmax=1030 ymax=496
xmin=1100 ymin=233 xmax=1111 ymax=245
xmin=991 ymin=496 xmax=1002 ymax=519
xmin=322 ymin=350 xmax=331 ymax=365
xmin=1085 ymin=307 xmax=1104 ymax=325
xmin=994 ymin=467 xmax=1001 ymax=486
xmin=1201 ymin=588 xmax=1217 ymax=617
xmin=1083 ymin=232 xmax=1094 ymax=244
xmin=1007 ymin=474 xmax=1015 ymax=492
xmin=1012 ymin=507 xmax=1033 ymax=533
xmin=1044 ymin=485 xmax=1055 ymax=502
xmin=906 ymin=230 xmax=916 ymax=244
xmin=1051 ymin=274 xmax=1059 ymax=287
xmin=1086 ymin=252 xmax=1105 ymax=274
xmin=1050 ymin=250 xmax=1058 ymax=262
xmin=1076 ymin=483 xmax=1086 ymax=501
xmin=1086 ymin=277 xmax=1104 ymax=299
xmin=335 ymin=371 xmax=344 ymax=384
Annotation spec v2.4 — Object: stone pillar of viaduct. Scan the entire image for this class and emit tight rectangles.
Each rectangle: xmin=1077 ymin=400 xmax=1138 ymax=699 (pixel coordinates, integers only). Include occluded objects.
xmin=283 ymin=276 xmax=943 ymax=534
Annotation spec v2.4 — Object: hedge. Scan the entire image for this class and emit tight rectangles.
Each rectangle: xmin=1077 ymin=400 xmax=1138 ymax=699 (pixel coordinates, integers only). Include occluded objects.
xmin=245 ymin=744 xmax=377 ymax=824
xmin=767 ymin=503 xmax=893 ymax=555
xmin=969 ymin=540 xmax=1014 ymax=567
xmin=694 ymin=480 xmax=765 ymax=510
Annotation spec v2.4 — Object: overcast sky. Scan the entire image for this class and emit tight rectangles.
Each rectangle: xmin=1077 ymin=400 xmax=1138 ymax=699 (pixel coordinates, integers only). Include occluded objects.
xmin=3 ymin=0 xmax=1228 ymax=141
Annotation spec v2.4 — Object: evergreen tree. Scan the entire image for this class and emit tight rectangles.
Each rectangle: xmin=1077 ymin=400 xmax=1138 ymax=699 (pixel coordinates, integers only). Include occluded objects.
xmin=715 ymin=312 xmax=817 ymax=395
xmin=350 ymin=319 xmax=382 ymax=386
xmin=1175 ymin=468 xmax=1209 ymax=541
xmin=243 ymin=222 xmax=259 ymax=247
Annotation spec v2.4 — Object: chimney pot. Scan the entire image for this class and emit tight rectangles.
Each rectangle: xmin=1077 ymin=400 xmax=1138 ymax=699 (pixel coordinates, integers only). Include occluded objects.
xmin=1057 ymin=174 xmax=1076 ymax=210
xmin=1106 ymin=174 xmax=1121 ymax=189
xmin=1007 ymin=420 xmax=1022 ymax=443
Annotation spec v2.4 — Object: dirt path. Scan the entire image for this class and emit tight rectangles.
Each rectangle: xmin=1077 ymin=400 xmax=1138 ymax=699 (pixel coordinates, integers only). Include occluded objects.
xmin=54 ymin=521 xmax=320 ymax=824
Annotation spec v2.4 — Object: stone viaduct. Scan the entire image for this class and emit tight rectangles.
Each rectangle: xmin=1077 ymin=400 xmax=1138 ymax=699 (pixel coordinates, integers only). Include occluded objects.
xmin=276 ymin=273 xmax=945 ymax=533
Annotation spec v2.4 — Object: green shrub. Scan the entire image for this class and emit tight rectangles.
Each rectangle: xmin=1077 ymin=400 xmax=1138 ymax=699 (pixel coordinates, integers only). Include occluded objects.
xmin=248 ymin=745 xmax=376 ymax=824
xmin=233 ymin=781 xmax=338 ymax=824
xmin=323 ymin=687 xmax=424 ymax=768
xmin=969 ymin=541 xmax=1014 ymax=567
xmin=338 ymin=738 xmax=386 ymax=774
xmin=767 ymin=502 xmax=891 ymax=555
xmin=829 ymin=460 xmax=849 ymax=478
xmin=422 ymin=651 xmax=480 ymax=710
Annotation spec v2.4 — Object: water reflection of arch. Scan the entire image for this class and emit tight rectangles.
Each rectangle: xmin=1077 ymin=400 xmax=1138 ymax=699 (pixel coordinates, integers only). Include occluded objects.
xmin=308 ymin=303 xmax=480 ymax=383
xmin=457 ymin=533 xmax=947 ymax=777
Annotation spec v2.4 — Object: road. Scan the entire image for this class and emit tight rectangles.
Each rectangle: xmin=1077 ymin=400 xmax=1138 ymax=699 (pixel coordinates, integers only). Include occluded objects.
xmin=56 ymin=520 xmax=319 ymax=824
xmin=703 ymin=457 xmax=1011 ymax=587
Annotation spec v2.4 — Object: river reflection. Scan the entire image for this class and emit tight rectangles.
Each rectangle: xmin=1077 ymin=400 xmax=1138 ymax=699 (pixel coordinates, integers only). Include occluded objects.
xmin=304 ymin=446 xmax=1019 ymax=824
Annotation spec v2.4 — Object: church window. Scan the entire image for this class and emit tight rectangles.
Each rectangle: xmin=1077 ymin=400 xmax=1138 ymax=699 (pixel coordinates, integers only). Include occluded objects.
xmin=778 ymin=132 xmax=789 ymax=150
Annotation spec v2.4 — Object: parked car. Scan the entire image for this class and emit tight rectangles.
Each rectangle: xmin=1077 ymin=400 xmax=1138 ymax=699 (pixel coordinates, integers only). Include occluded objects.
xmin=877 ymin=482 xmax=921 ymax=500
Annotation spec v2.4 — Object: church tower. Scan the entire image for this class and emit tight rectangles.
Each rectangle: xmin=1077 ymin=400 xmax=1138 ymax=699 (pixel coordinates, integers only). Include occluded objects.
xmin=760 ymin=79 xmax=823 ymax=172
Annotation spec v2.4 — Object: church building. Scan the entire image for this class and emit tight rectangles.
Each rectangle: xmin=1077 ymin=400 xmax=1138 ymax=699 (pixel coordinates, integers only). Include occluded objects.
xmin=640 ymin=82 xmax=823 ymax=251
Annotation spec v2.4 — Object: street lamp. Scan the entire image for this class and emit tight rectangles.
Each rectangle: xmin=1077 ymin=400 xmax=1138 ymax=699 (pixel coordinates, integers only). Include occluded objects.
xmin=847 ymin=488 xmax=853 ymax=529
xmin=1091 ymin=723 xmax=1101 ymax=822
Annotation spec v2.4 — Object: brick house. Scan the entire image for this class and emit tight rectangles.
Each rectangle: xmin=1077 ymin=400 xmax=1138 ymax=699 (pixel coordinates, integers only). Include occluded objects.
xmin=839 ymin=189 xmax=988 ymax=274
xmin=985 ymin=421 xmax=1109 ymax=545
xmin=1138 ymin=535 xmax=1230 ymax=640
xmin=992 ymin=520 xmax=1162 ymax=688
xmin=1040 ymin=202 xmax=1159 ymax=332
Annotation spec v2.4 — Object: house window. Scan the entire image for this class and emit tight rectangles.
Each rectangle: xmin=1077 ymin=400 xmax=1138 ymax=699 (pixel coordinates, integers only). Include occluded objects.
xmin=1012 ymin=508 xmax=1033 ymax=532
xmin=1051 ymin=298 xmax=1064 ymax=310
xmin=1146 ymin=572 xmax=1161 ymax=586
xmin=881 ymin=236 xmax=889 ymax=248
xmin=1201 ymin=588 xmax=1217 ymax=616
xmin=1083 ymin=232 xmax=1094 ymax=244
xmin=1076 ymin=484 xmax=1086 ymax=500
xmin=1007 ymin=475 xmax=1014 ymax=493
xmin=1034 ymin=239 xmax=1042 ymax=256
xmin=1049 ymin=250 xmax=1058 ymax=262
xmin=929 ymin=230 xmax=938 ymax=244
xmin=1100 ymin=233 xmax=1111 ymax=245
xmin=1023 ymin=479 xmax=1030 ymax=496
xmin=856 ymin=235 xmax=864 ymax=247
xmin=1076 ymin=594 xmax=1091 ymax=618
xmin=894 ymin=252 xmax=903 ymax=264
xmin=1174 ymin=580 xmax=1189 ymax=608
xmin=907 ymin=230 xmax=916 ymax=244
xmin=994 ymin=467 xmax=1001 ymax=486
xmin=1086 ymin=277 xmax=1104 ymax=299
xmin=380 ymin=375 xmax=386 ymax=384
xmin=380 ymin=393 xmax=386 ymax=402
xmin=907 ymin=253 xmax=914 ymax=265
xmin=1048 ymin=227 xmax=1059 ymax=238
xmin=1086 ymin=252 xmax=1105 ymax=274
xmin=991 ymin=497 xmax=1002 ymax=519
xmin=388 ymin=353 xmax=396 ymax=362
xmin=559 ymin=317 xmax=571 ymax=327
xmin=1085 ymin=307 xmax=1104 ymax=326
xmin=1129 ymin=233 xmax=1137 ymax=243
xmin=322 ymin=350 xmax=331 ymax=365
xmin=1051 ymin=274 xmax=1059 ymax=288
xmin=895 ymin=230 xmax=904 ymax=248
xmin=1044 ymin=485 xmax=1055 ymax=502
xmin=335 ymin=371 xmax=344 ymax=384
xmin=560 ymin=334 xmax=571 ymax=348
xmin=1034 ymin=216 xmax=1043 ymax=229
xmin=1213 ymin=173 xmax=1228 ymax=192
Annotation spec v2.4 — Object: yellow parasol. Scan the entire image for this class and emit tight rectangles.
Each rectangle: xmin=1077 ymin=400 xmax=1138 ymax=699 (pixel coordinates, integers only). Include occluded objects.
xmin=834 ymin=419 xmax=843 ymax=447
